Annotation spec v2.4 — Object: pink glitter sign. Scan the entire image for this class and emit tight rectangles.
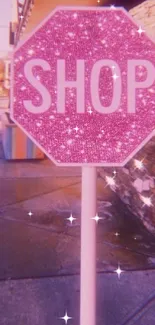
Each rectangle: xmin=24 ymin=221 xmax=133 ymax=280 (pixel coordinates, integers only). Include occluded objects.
xmin=11 ymin=7 xmax=155 ymax=166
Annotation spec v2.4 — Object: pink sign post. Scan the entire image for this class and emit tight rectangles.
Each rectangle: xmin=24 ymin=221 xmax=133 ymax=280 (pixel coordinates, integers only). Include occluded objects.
xmin=11 ymin=7 xmax=155 ymax=325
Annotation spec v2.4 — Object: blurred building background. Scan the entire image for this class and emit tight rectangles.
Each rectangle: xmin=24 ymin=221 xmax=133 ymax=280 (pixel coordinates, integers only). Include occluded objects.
xmin=0 ymin=0 xmax=18 ymax=111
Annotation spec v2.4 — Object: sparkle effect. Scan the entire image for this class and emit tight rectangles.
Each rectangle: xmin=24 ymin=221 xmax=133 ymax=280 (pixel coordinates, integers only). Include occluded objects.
xmin=137 ymin=26 xmax=145 ymax=35
xmin=91 ymin=214 xmax=102 ymax=222
xmin=114 ymin=265 xmax=124 ymax=279
xmin=134 ymin=158 xmax=144 ymax=170
xmin=66 ymin=213 xmax=77 ymax=224
xmin=140 ymin=195 xmax=152 ymax=207
xmin=105 ymin=175 xmax=116 ymax=187
xmin=12 ymin=8 xmax=155 ymax=165
xmin=60 ymin=311 xmax=72 ymax=324
xmin=28 ymin=211 xmax=33 ymax=216
xmin=112 ymin=73 xmax=119 ymax=81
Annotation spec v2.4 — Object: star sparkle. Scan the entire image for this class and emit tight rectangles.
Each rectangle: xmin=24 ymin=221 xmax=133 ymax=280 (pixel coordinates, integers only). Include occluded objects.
xmin=66 ymin=213 xmax=77 ymax=224
xmin=88 ymin=108 xmax=93 ymax=114
xmin=91 ymin=214 xmax=102 ymax=223
xmin=134 ymin=159 xmax=144 ymax=170
xmin=105 ymin=176 xmax=116 ymax=188
xmin=114 ymin=265 xmax=124 ymax=279
xmin=28 ymin=211 xmax=33 ymax=217
xmin=140 ymin=195 xmax=152 ymax=207
xmin=137 ymin=26 xmax=145 ymax=35
xmin=60 ymin=311 xmax=72 ymax=324
xmin=112 ymin=73 xmax=119 ymax=81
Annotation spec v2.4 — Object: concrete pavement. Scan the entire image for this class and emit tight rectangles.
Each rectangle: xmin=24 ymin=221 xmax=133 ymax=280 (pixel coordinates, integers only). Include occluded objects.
xmin=0 ymin=135 xmax=155 ymax=280
xmin=0 ymin=131 xmax=155 ymax=324
xmin=0 ymin=271 xmax=155 ymax=325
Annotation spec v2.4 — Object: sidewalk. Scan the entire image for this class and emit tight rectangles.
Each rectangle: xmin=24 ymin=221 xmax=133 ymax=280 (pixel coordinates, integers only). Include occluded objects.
xmin=0 ymin=271 xmax=155 ymax=325
xmin=0 ymin=134 xmax=155 ymax=280
xmin=0 ymin=134 xmax=155 ymax=324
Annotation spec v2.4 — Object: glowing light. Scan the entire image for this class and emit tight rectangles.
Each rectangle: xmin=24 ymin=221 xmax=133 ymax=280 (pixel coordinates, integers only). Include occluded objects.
xmin=112 ymin=73 xmax=119 ymax=81
xmin=66 ymin=213 xmax=76 ymax=224
xmin=134 ymin=159 xmax=144 ymax=169
xmin=105 ymin=176 xmax=116 ymax=187
xmin=114 ymin=265 xmax=124 ymax=279
xmin=140 ymin=195 xmax=152 ymax=207
xmin=60 ymin=311 xmax=72 ymax=324
xmin=137 ymin=26 xmax=145 ymax=35
xmin=91 ymin=214 xmax=102 ymax=223
xmin=88 ymin=108 xmax=93 ymax=115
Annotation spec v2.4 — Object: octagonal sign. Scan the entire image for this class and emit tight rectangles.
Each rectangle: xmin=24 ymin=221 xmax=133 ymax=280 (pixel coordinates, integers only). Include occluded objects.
xmin=11 ymin=7 xmax=155 ymax=166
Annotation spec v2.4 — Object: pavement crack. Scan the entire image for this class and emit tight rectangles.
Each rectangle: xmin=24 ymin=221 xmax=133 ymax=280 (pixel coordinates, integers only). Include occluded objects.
xmin=0 ymin=180 xmax=80 ymax=210
xmin=121 ymin=291 xmax=155 ymax=325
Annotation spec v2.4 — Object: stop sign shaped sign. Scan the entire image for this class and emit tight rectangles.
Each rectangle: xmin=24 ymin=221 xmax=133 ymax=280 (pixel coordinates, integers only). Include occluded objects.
xmin=11 ymin=7 xmax=155 ymax=166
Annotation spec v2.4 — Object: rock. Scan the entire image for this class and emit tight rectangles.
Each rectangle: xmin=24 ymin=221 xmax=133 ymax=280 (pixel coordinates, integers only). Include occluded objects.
xmin=99 ymin=137 xmax=155 ymax=235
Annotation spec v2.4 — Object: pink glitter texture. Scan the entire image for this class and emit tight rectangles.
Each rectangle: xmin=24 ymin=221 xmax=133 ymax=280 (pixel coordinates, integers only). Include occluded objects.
xmin=11 ymin=7 xmax=155 ymax=166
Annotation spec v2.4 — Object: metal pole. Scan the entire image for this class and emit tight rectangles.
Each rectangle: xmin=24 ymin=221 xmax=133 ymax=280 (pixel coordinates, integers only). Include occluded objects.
xmin=80 ymin=166 xmax=97 ymax=325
